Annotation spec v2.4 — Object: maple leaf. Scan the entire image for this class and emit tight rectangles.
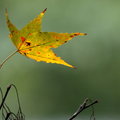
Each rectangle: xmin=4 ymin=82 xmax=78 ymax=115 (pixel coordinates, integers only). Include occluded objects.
xmin=5 ymin=8 xmax=87 ymax=68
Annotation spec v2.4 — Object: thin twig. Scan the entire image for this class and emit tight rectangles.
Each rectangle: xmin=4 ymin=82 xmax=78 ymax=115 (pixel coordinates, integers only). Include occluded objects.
xmin=89 ymin=99 xmax=95 ymax=120
xmin=69 ymin=98 xmax=98 ymax=120
xmin=5 ymin=113 xmax=11 ymax=120
xmin=0 ymin=85 xmax=12 ymax=110
xmin=11 ymin=84 xmax=24 ymax=117
xmin=0 ymin=50 xmax=18 ymax=69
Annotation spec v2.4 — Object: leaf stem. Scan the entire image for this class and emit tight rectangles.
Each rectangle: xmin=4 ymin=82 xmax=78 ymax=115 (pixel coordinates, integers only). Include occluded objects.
xmin=0 ymin=50 xmax=18 ymax=69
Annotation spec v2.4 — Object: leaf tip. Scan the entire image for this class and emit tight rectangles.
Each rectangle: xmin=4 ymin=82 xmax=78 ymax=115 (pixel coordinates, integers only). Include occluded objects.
xmin=72 ymin=66 xmax=77 ymax=69
xmin=68 ymin=64 xmax=77 ymax=69
xmin=79 ymin=33 xmax=87 ymax=36
xmin=5 ymin=8 xmax=8 ymax=17
xmin=40 ymin=8 xmax=47 ymax=16
xmin=42 ymin=8 xmax=47 ymax=14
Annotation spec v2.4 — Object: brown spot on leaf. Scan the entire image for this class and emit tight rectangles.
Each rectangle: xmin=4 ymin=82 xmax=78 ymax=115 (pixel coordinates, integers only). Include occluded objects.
xmin=11 ymin=30 xmax=14 ymax=33
xmin=26 ymin=42 xmax=31 ymax=46
xmin=24 ymin=53 xmax=27 ymax=56
xmin=36 ymin=44 xmax=40 ymax=46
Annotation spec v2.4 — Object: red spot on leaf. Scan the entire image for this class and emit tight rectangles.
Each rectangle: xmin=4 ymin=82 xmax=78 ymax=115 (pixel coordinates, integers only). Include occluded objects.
xmin=37 ymin=52 xmax=41 ymax=54
xmin=20 ymin=37 xmax=26 ymax=42
xmin=70 ymin=35 xmax=74 ymax=37
xmin=28 ymin=33 xmax=32 ymax=36
xmin=53 ymin=35 xmax=61 ymax=39
xmin=50 ymin=45 xmax=54 ymax=47
xmin=56 ymin=36 xmax=61 ymax=39
xmin=74 ymin=33 xmax=79 ymax=36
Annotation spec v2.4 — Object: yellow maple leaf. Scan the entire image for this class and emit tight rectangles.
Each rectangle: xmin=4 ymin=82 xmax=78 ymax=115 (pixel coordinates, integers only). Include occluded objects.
xmin=6 ymin=8 xmax=87 ymax=68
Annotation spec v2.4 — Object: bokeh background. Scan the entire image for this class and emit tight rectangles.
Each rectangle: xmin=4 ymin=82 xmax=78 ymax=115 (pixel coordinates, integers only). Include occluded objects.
xmin=0 ymin=0 xmax=120 ymax=119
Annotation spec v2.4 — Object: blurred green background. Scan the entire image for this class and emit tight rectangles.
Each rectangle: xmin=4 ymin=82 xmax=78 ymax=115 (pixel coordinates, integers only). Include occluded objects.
xmin=0 ymin=0 xmax=120 ymax=119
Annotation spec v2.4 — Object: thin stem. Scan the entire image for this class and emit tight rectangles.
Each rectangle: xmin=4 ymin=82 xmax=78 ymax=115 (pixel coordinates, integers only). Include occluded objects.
xmin=11 ymin=84 xmax=22 ymax=113
xmin=0 ymin=50 xmax=18 ymax=69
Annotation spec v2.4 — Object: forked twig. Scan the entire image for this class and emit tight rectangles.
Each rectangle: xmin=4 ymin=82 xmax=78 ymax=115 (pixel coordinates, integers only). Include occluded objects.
xmin=69 ymin=98 xmax=98 ymax=120
xmin=0 ymin=84 xmax=25 ymax=120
